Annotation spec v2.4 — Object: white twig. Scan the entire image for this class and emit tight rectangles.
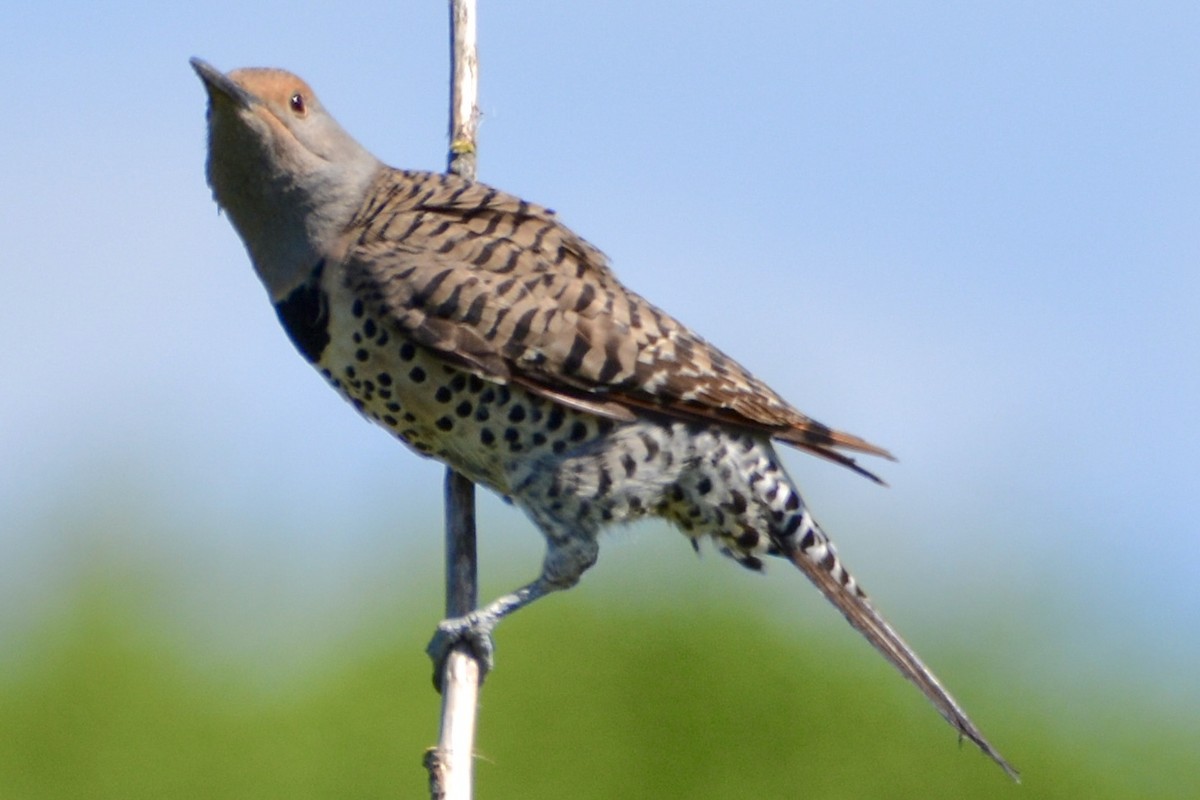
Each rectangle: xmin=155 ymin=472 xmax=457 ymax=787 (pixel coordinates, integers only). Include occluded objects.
xmin=428 ymin=472 xmax=481 ymax=800
xmin=447 ymin=0 xmax=480 ymax=182
xmin=427 ymin=2 xmax=481 ymax=799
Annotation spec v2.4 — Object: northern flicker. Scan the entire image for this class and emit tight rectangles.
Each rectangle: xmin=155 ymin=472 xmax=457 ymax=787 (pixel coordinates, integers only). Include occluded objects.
xmin=192 ymin=58 xmax=1016 ymax=778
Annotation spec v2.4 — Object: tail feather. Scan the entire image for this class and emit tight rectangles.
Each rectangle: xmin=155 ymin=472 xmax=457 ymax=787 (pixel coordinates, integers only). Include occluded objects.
xmin=792 ymin=442 xmax=890 ymax=486
xmin=784 ymin=518 xmax=1019 ymax=781
xmin=773 ymin=420 xmax=896 ymax=485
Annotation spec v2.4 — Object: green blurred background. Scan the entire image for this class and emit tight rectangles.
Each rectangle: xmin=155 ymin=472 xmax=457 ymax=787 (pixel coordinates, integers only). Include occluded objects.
xmin=2 ymin=509 xmax=1196 ymax=798
xmin=3 ymin=2 xmax=1198 ymax=797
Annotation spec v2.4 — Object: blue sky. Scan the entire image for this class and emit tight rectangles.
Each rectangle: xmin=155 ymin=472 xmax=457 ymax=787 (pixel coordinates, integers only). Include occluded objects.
xmin=2 ymin=1 xmax=1197 ymax=707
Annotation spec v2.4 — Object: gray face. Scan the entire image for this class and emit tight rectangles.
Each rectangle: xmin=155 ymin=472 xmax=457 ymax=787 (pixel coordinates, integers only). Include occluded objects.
xmin=192 ymin=58 xmax=382 ymax=299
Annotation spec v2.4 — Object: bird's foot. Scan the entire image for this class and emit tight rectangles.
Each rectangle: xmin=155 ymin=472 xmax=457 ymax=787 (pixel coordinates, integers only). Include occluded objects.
xmin=426 ymin=611 xmax=497 ymax=692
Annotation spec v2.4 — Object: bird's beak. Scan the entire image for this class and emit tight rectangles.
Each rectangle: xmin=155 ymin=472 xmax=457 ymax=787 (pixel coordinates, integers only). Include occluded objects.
xmin=190 ymin=58 xmax=256 ymax=110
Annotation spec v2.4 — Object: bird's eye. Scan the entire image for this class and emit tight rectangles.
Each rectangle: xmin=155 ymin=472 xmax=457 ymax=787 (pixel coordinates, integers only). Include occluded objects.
xmin=289 ymin=92 xmax=307 ymax=115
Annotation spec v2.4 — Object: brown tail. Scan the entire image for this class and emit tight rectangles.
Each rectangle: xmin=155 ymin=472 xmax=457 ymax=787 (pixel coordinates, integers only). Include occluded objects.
xmin=774 ymin=421 xmax=896 ymax=485
xmin=785 ymin=521 xmax=1019 ymax=781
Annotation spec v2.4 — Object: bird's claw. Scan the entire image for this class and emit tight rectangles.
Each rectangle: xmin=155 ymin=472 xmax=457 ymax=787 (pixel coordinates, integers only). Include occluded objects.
xmin=426 ymin=612 xmax=496 ymax=692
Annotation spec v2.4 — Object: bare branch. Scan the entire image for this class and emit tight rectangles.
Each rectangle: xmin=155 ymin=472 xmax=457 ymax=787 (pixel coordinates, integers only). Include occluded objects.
xmin=428 ymin=2 xmax=481 ymax=799
xmin=447 ymin=0 xmax=479 ymax=182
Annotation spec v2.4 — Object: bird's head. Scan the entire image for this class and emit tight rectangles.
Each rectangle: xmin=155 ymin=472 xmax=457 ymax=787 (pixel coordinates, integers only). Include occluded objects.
xmin=191 ymin=58 xmax=382 ymax=296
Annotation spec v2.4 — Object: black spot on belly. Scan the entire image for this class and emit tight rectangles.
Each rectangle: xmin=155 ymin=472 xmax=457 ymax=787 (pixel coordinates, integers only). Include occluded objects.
xmin=739 ymin=555 xmax=764 ymax=572
xmin=274 ymin=260 xmax=329 ymax=363
xmin=736 ymin=530 xmax=760 ymax=549
xmin=620 ymin=453 xmax=637 ymax=477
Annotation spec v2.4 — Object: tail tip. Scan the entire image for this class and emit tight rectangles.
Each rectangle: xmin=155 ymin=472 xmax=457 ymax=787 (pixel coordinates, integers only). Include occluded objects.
xmin=960 ymin=729 xmax=1020 ymax=782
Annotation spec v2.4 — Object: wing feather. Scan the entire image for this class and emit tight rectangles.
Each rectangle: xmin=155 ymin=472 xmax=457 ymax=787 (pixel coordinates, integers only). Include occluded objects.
xmin=342 ymin=169 xmax=893 ymax=477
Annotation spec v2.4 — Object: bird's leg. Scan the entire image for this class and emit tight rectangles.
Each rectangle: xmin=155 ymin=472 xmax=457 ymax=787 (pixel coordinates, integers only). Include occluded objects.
xmin=426 ymin=533 xmax=599 ymax=690
xmin=425 ymin=578 xmax=548 ymax=688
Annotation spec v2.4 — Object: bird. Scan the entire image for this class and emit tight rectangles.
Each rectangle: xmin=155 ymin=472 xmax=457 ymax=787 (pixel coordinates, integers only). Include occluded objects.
xmin=191 ymin=57 xmax=1016 ymax=779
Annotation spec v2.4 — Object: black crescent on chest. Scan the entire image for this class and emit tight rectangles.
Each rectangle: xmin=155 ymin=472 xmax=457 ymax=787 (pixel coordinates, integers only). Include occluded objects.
xmin=273 ymin=259 xmax=331 ymax=364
